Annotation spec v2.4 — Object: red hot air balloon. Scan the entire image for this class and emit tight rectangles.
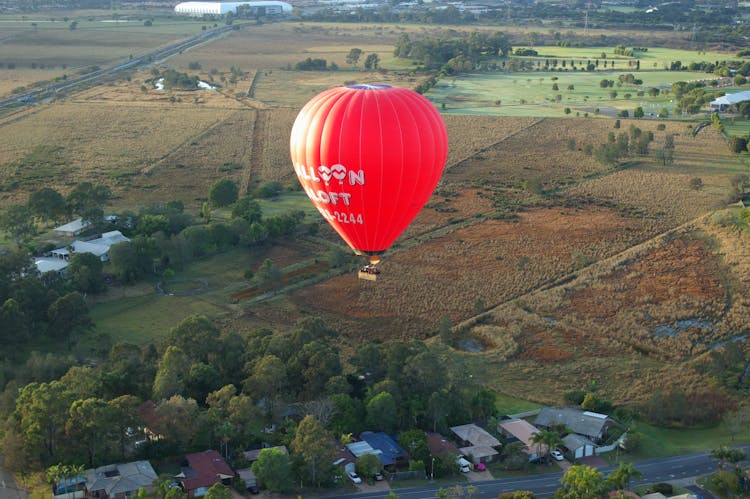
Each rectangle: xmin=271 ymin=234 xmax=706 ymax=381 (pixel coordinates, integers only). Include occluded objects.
xmin=290 ymin=84 xmax=448 ymax=279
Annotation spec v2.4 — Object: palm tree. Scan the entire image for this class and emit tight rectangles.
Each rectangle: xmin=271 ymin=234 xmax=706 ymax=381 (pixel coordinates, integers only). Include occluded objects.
xmin=606 ymin=462 xmax=642 ymax=490
xmin=531 ymin=429 xmax=563 ymax=463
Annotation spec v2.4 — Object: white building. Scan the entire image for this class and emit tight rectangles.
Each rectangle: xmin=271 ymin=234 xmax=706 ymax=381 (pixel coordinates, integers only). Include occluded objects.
xmin=709 ymin=90 xmax=750 ymax=112
xmin=35 ymin=230 xmax=130 ymax=273
xmin=174 ymin=1 xmax=293 ymax=16
xmin=53 ymin=218 xmax=91 ymax=237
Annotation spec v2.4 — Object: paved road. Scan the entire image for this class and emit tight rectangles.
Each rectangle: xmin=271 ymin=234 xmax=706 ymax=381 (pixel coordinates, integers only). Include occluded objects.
xmin=0 ymin=24 xmax=236 ymax=110
xmin=0 ymin=458 xmax=27 ymax=499
xmin=335 ymin=445 xmax=750 ymax=499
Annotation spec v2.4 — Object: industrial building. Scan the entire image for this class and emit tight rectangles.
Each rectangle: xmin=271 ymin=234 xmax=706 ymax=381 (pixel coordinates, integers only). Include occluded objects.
xmin=174 ymin=1 xmax=293 ymax=16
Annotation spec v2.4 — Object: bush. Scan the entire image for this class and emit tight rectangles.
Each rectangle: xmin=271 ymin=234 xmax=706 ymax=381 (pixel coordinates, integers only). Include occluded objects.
xmin=651 ymin=483 xmax=673 ymax=495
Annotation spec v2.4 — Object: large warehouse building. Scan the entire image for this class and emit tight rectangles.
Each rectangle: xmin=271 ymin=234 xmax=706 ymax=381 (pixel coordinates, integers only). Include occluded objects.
xmin=174 ymin=1 xmax=293 ymax=16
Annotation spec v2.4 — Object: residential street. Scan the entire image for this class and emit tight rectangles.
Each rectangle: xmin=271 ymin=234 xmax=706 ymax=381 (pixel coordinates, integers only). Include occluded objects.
xmin=335 ymin=445 xmax=750 ymax=499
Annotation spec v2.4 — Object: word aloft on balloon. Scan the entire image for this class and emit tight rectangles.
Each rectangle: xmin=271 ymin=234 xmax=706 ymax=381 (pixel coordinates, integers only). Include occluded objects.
xmin=294 ymin=162 xmax=366 ymax=187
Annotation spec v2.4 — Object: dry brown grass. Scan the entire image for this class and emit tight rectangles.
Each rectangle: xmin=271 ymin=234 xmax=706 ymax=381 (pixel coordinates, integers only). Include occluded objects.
xmin=566 ymin=124 xmax=744 ymax=224
xmin=290 ymin=206 xmax=662 ymax=342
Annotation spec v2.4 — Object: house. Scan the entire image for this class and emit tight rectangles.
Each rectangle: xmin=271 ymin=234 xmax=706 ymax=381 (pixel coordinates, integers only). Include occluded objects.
xmin=498 ymin=418 xmax=546 ymax=461
xmin=84 ymin=460 xmax=157 ymax=499
xmin=535 ymin=407 xmax=620 ymax=444
xmin=236 ymin=468 xmax=258 ymax=492
xmin=358 ymin=432 xmax=408 ymax=468
xmin=34 ymin=230 xmax=130 ymax=274
xmin=562 ymin=433 xmax=595 ymax=459
xmin=54 ymin=218 xmax=91 ymax=237
xmin=709 ymin=90 xmax=750 ymax=112
xmin=426 ymin=432 xmax=461 ymax=458
xmin=450 ymin=423 xmax=500 ymax=464
xmin=178 ymin=450 xmax=235 ymax=497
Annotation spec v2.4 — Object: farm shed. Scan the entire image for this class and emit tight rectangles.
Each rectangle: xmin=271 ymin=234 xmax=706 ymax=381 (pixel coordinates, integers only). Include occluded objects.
xmin=54 ymin=218 xmax=91 ymax=237
xmin=562 ymin=433 xmax=595 ymax=459
xmin=535 ymin=407 xmax=619 ymax=444
xmin=174 ymin=1 xmax=292 ymax=16
xmin=709 ymin=91 xmax=750 ymax=112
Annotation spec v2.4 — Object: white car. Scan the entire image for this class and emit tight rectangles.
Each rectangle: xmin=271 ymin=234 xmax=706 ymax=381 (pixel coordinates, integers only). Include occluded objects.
xmin=550 ymin=450 xmax=564 ymax=461
xmin=347 ymin=471 xmax=362 ymax=484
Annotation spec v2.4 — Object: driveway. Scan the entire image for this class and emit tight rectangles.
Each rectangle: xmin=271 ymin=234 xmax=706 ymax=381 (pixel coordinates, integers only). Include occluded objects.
xmin=0 ymin=459 xmax=26 ymax=499
xmin=356 ymin=479 xmax=391 ymax=493
xmin=465 ymin=469 xmax=494 ymax=482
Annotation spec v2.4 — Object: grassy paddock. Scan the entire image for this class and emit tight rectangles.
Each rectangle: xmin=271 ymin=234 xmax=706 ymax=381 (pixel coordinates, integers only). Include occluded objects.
xmin=631 ymin=422 xmax=750 ymax=458
xmin=494 ymin=393 xmax=543 ymax=415
xmin=428 ymin=70 xmax=713 ymax=117
xmin=257 ymin=191 xmax=321 ymax=218
xmin=722 ymin=117 xmax=750 ymax=137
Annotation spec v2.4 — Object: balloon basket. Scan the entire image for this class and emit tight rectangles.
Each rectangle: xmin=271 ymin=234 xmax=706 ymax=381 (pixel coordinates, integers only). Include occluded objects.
xmin=358 ymin=264 xmax=380 ymax=281
xmin=358 ymin=271 xmax=378 ymax=281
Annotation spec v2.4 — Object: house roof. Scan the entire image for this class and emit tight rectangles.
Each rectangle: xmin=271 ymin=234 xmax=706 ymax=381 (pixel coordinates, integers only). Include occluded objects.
xmin=426 ymin=432 xmax=460 ymax=457
xmin=459 ymin=445 xmax=499 ymax=460
xmin=54 ymin=218 xmax=91 ymax=235
xmin=181 ymin=450 xmax=235 ymax=492
xmin=450 ymin=424 xmax=501 ymax=448
xmin=242 ymin=445 xmax=288 ymax=462
xmin=34 ymin=257 xmax=69 ymax=273
xmin=359 ymin=432 xmax=407 ymax=466
xmin=236 ymin=468 xmax=256 ymax=485
xmin=641 ymin=494 xmax=668 ymax=499
xmin=499 ymin=419 xmax=546 ymax=455
xmin=346 ymin=440 xmax=380 ymax=458
xmin=85 ymin=461 xmax=157 ymax=496
xmin=535 ymin=407 xmax=611 ymax=438
xmin=71 ymin=230 xmax=129 ymax=257
xmin=562 ymin=433 xmax=593 ymax=451
xmin=711 ymin=91 xmax=750 ymax=106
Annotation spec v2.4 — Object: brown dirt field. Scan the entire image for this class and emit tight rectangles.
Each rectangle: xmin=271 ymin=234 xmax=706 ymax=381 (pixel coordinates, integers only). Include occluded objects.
xmin=291 ymin=206 xmax=660 ymax=342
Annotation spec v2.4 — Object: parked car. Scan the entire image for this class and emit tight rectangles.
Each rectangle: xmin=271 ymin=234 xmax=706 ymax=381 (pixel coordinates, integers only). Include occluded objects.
xmin=550 ymin=450 xmax=564 ymax=461
xmin=373 ymin=472 xmax=384 ymax=481
xmin=347 ymin=471 xmax=362 ymax=484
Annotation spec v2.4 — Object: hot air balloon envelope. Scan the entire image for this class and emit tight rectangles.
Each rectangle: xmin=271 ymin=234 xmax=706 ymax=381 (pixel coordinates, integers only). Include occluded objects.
xmin=290 ymin=84 xmax=448 ymax=263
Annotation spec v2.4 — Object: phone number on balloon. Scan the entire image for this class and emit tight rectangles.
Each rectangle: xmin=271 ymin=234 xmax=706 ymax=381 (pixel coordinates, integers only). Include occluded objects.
xmin=322 ymin=210 xmax=364 ymax=225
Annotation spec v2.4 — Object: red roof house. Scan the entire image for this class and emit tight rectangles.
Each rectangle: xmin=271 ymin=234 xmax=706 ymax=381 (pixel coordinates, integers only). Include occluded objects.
xmin=178 ymin=450 xmax=235 ymax=497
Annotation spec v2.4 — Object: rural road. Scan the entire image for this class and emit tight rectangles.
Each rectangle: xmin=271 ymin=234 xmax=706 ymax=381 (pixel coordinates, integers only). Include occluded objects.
xmin=0 ymin=457 xmax=27 ymax=499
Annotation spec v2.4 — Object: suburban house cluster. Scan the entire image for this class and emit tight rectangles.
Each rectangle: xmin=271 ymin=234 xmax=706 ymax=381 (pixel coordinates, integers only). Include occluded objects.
xmin=33 ymin=218 xmax=128 ymax=274
xmin=50 ymin=405 xmax=628 ymax=497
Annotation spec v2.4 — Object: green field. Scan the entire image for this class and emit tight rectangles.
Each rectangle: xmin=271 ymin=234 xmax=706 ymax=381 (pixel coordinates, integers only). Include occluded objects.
xmin=722 ymin=117 xmax=750 ymax=137
xmin=527 ymin=46 xmax=735 ymax=70
xmin=90 ymin=249 xmax=259 ymax=344
xmin=257 ymin=191 xmax=320 ymax=218
xmin=427 ymin=71 xmax=724 ymax=117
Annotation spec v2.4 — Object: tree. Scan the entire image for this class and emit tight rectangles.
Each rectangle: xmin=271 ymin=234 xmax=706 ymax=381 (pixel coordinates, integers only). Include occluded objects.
xmin=364 ymin=53 xmax=380 ymax=71
xmin=204 ymin=483 xmax=232 ymax=499
xmin=136 ymin=214 xmax=170 ymax=236
xmin=633 ymin=107 xmax=644 ymax=118
xmin=209 ymin=179 xmax=239 ymax=208
xmin=346 ymin=48 xmax=363 ymax=66
xmin=67 ymin=252 xmax=105 ymax=294
xmin=399 ymin=430 xmax=430 ymax=465
xmin=710 ymin=446 xmax=746 ymax=471
xmin=152 ymin=346 xmax=190 ymax=400
xmin=290 ymin=415 xmax=337 ymax=487
xmin=28 ymin=187 xmax=66 ymax=227
xmin=606 ymin=462 xmax=642 ymax=490
xmin=356 ymin=453 xmax=382 ymax=480
xmin=531 ymin=429 xmax=563 ymax=463
xmin=689 ymin=177 xmax=703 ymax=191
xmin=244 ymin=354 xmax=287 ymax=408
xmin=66 ymin=397 xmax=117 ymax=465
xmin=254 ymin=258 xmax=283 ymax=292
xmin=0 ymin=205 xmax=35 ymax=245
xmin=14 ymin=380 xmax=74 ymax=461
xmin=366 ymin=392 xmax=398 ymax=433
xmin=152 ymin=395 xmax=201 ymax=450
xmin=556 ymin=465 xmax=605 ymax=498
xmin=439 ymin=315 xmax=452 ymax=344
xmin=231 ymin=196 xmax=262 ymax=223
xmin=47 ymin=291 xmax=91 ymax=346
xmin=252 ymin=447 xmax=292 ymax=493
xmin=730 ymin=174 xmax=750 ymax=201
xmin=166 ymin=315 xmax=221 ymax=363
